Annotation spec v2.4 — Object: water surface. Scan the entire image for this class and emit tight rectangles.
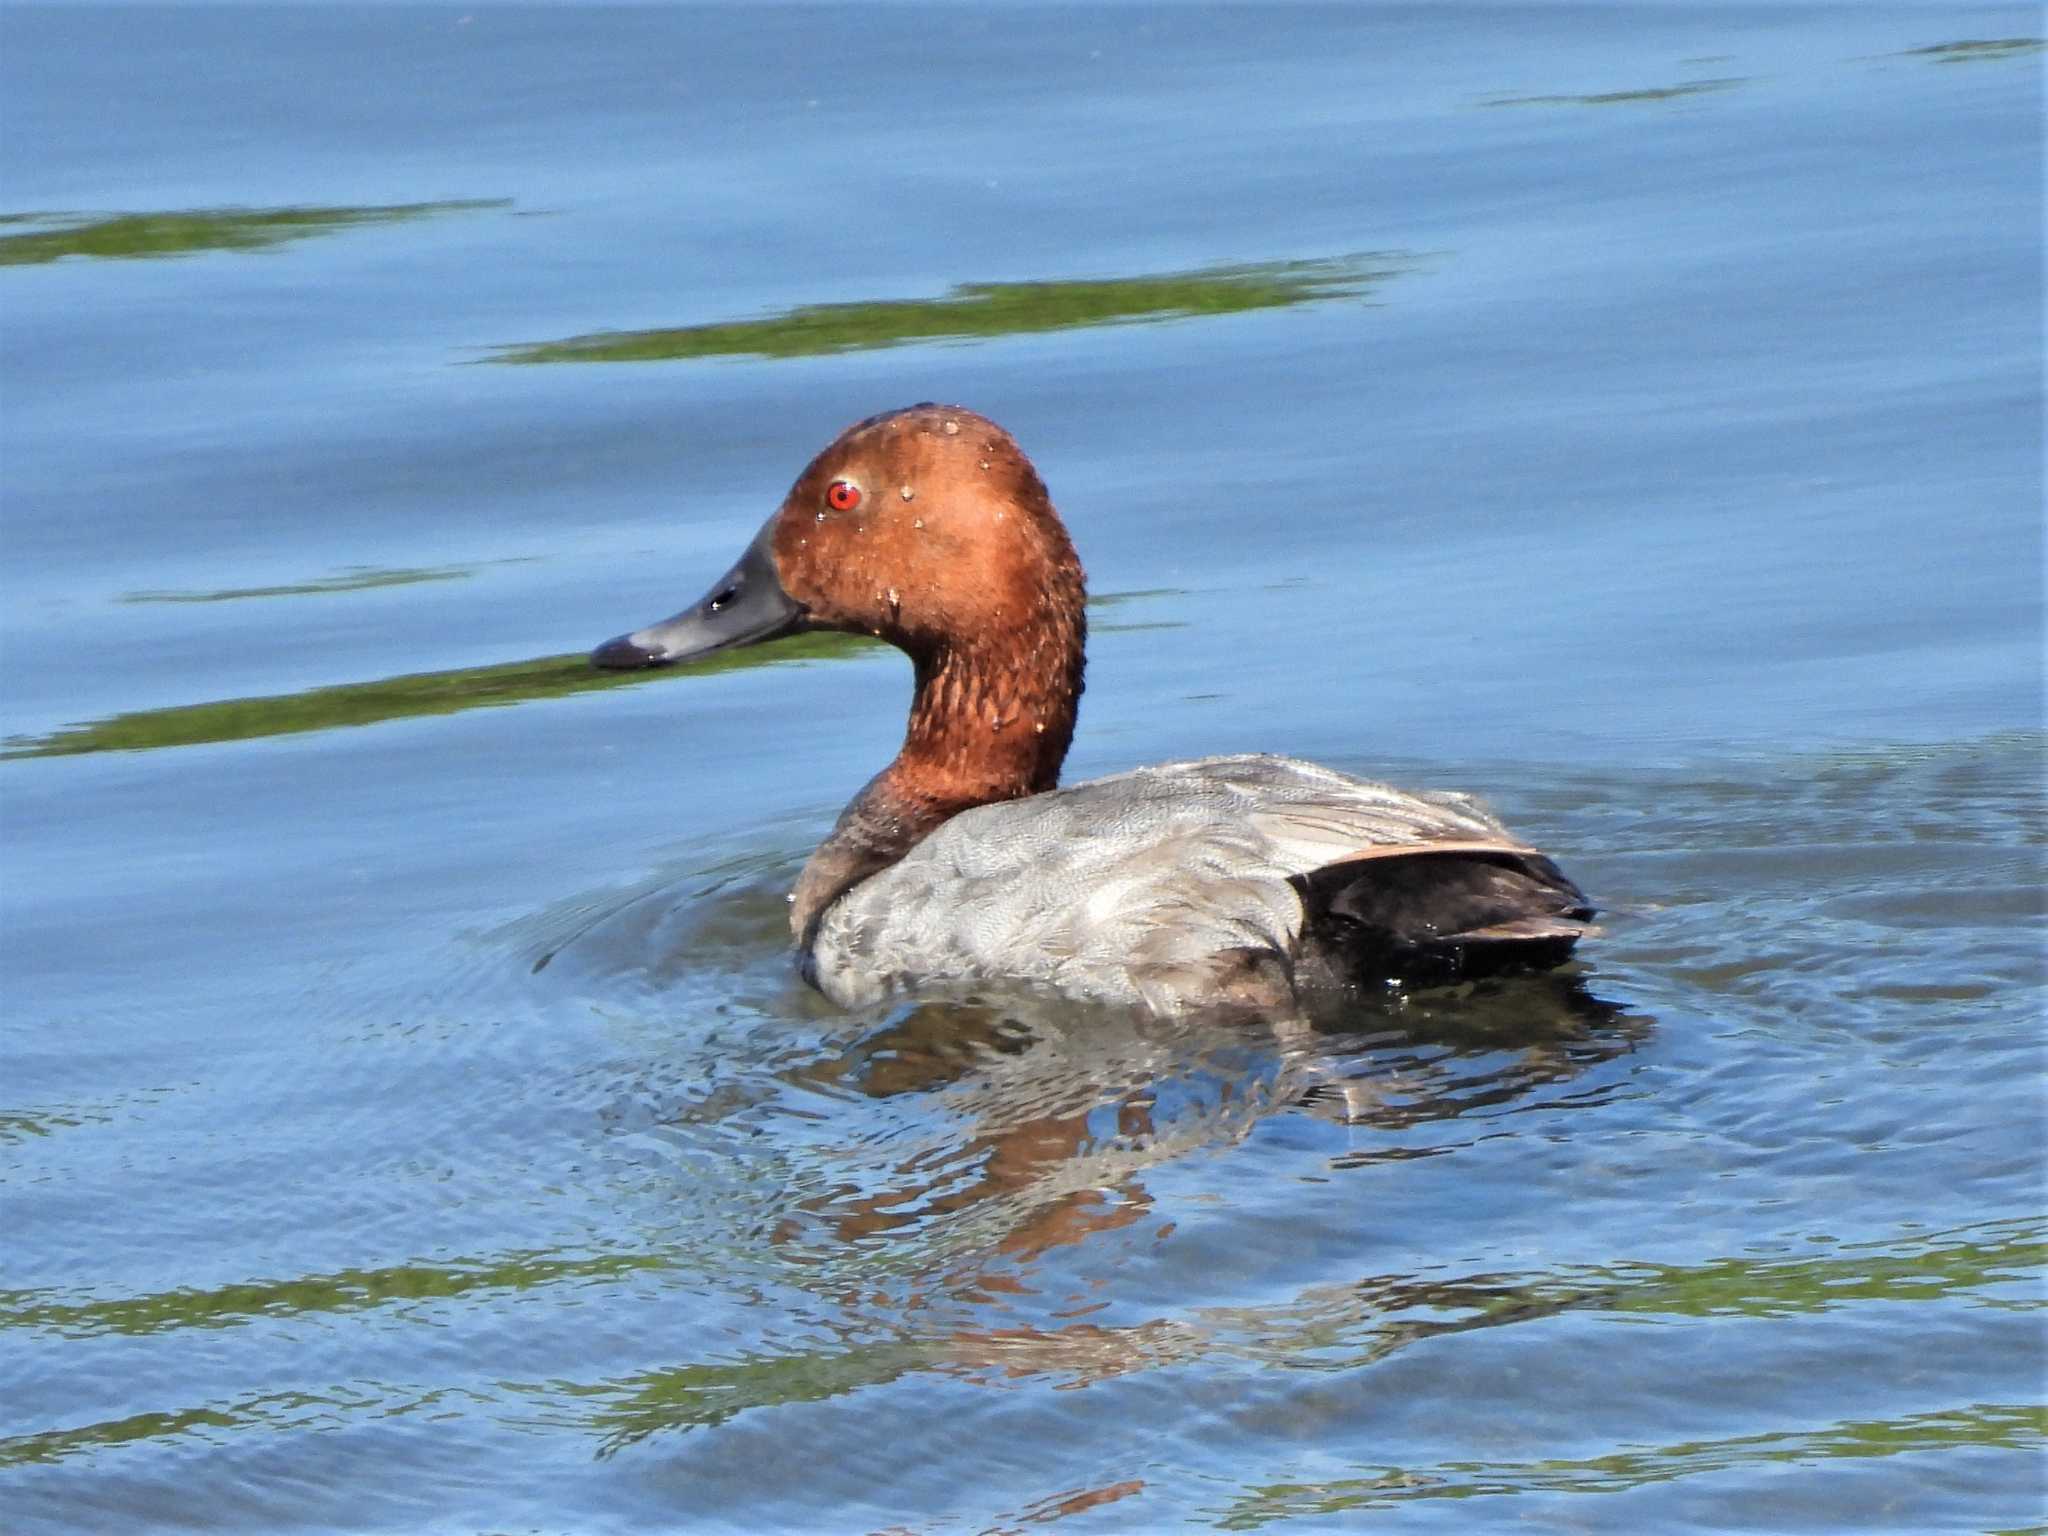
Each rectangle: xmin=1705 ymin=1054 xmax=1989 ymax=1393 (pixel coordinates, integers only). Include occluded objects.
xmin=2 ymin=5 xmax=2041 ymax=1532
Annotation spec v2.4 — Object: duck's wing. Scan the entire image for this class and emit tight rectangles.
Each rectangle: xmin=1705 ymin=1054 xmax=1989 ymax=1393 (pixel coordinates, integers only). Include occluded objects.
xmin=1104 ymin=757 xmax=1595 ymax=999
xmin=812 ymin=755 xmax=1591 ymax=1012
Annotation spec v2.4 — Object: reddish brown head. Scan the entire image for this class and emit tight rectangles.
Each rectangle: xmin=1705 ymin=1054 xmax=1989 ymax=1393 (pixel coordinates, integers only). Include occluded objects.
xmin=595 ymin=405 xmax=1089 ymax=874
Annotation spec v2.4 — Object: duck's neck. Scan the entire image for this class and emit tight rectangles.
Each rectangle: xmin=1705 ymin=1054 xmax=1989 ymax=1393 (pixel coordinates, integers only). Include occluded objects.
xmin=789 ymin=619 xmax=1085 ymax=943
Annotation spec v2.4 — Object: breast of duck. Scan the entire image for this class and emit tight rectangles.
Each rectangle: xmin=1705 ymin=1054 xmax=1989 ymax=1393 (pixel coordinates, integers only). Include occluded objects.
xmin=593 ymin=403 xmax=1594 ymax=1014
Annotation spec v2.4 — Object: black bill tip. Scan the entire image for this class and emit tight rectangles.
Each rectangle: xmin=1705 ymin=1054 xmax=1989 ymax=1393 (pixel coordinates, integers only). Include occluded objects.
xmin=592 ymin=634 xmax=668 ymax=670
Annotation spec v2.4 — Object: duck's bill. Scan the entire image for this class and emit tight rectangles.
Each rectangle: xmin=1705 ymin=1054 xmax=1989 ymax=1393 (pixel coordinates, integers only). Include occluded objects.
xmin=591 ymin=523 xmax=805 ymax=670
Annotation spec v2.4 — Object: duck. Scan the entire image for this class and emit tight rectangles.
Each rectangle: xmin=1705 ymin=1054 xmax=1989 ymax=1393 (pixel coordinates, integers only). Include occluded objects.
xmin=593 ymin=404 xmax=1593 ymax=1014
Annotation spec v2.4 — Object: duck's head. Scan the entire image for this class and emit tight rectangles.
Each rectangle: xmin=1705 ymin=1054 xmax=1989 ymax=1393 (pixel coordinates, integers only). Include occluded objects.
xmin=593 ymin=403 xmax=1085 ymax=672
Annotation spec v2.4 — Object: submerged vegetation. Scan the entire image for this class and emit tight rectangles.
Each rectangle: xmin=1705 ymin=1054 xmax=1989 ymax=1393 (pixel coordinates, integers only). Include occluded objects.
xmin=3 ymin=1222 xmax=2034 ymax=1465
xmin=528 ymin=1218 xmax=2048 ymax=1452
xmin=489 ymin=254 xmax=1409 ymax=364
xmin=0 ymin=636 xmax=875 ymax=762
xmin=2 ymin=591 xmax=1179 ymax=761
xmin=0 ymin=1247 xmax=668 ymax=1344
xmin=1900 ymin=38 xmax=2043 ymax=63
xmin=119 ymin=564 xmax=489 ymax=605
xmin=0 ymin=200 xmax=506 ymax=266
xmin=1483 ymin=78 xmax=1742 ymax=108
xmin=1215 ymin=1404 xmax=2046 ymax=1523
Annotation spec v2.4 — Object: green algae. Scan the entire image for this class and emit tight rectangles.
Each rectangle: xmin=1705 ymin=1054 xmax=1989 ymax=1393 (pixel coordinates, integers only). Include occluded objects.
xmin=1483 ymin=78 xmax=1742 ymax=108
xmin=118 ymin=564 xmax=489 ymax=605
xmin=1216 ymin=1404 xmax=2047 ymax=1525
xmin=1901 ymin=38 xmax=2044 ymax=63
xmin=0 ymin=591 xmax=1176 ymax=761
xmin=0 ymin=634 xmax=877 ymax=762
xmin=0 ymin=200 xmax=507 ymax=267
xmin=0 ymin=1247 xmax=668 ymax=1343
xmin=488 ymin=254 xmax=1408 ymax=365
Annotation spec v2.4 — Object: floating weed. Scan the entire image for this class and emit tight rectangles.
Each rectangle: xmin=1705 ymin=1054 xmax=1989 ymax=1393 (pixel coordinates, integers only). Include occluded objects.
xmin=488 ymin=254 xmax=1412 ymax=365
xmin=0 ymin=200 xmax=508 ymax=266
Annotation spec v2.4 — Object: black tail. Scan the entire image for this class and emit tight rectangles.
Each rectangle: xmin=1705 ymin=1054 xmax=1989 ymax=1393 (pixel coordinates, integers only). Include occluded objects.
xmin=1292 ymin=847 xmax=1596 ymax=989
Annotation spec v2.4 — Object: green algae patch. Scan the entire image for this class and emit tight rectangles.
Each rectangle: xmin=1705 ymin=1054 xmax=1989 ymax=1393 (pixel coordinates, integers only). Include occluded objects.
xmin=1900 ymin=38 xmax=2044 ymax=63
xmin=0 ymin=1247 xmax=669 ymax=1341
xmin=1214 ymin=1405 xmax=2047 ymax=1524
xmin=0 ymin=200 xmax=508 ymax=266
xmin=119 ymin=564 xmax=483 ymax=605
xmin=0 ymin=633 xmax=879 ymax=761
xmin=1483 ymin=78 xmax=1742 ymax=108
xmin=488 ymin=254 xmax=1409 ymax=365
xmin=1 ymin=590 xmax=1174 ymax=761
xmin=567 ymin=1342 xmax=937 ymax=1451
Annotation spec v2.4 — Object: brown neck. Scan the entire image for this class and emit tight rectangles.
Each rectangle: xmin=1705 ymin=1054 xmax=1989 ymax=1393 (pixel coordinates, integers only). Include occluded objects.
xmin=897 ymin=635 xmax=1078 ymax=804
xmin=790 ymin=618 xmax=1084 ymax=943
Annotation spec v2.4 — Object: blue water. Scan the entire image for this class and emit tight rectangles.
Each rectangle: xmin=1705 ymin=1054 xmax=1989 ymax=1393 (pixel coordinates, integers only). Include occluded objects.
xmin=2 ymin=6 xmax=2042 ymax=1532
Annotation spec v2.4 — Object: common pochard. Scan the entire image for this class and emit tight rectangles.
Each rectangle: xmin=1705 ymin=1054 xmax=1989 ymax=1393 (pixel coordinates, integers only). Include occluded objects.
xmin=595 ymin=404 xmax=1592 ymax=1013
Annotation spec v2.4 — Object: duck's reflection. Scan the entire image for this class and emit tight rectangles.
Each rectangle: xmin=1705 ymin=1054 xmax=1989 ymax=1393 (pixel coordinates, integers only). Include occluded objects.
xmin=743 ymin=976 xmax=1650 ymax=1407
xmin=771 ymin=972 xmax=1645 ymax=1267
xmin=573 ymin=929 xmax=1650 ymax=1450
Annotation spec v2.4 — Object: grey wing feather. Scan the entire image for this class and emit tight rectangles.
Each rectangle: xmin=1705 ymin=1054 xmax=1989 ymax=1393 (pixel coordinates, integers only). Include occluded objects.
xmin=808 ymin=754 xmax=1534 ymax=1008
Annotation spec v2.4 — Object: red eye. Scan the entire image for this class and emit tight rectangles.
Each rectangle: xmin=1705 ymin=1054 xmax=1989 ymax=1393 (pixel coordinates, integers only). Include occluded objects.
xmin=826 ymin=480 xmax=862 ymax=512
